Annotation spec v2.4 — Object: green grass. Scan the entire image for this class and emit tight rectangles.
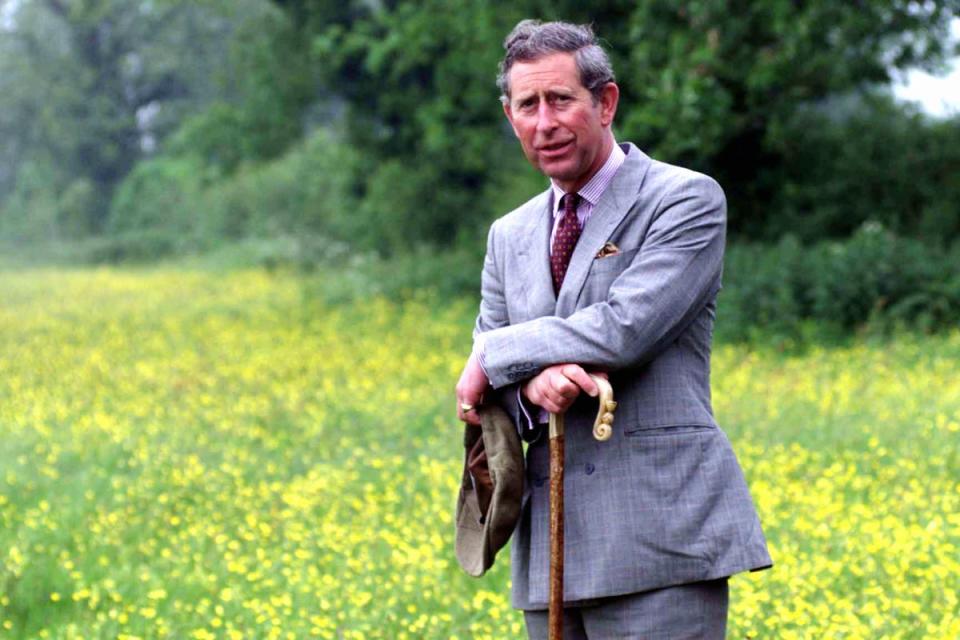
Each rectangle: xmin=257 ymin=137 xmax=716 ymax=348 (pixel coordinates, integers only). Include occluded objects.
xmin=0 ymin=266 xmax=958 ymax=638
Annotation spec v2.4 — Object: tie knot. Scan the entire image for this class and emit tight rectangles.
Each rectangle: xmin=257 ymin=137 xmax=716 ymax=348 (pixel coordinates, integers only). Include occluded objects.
xmin=562 ymin=193 xmax=579 ymax=216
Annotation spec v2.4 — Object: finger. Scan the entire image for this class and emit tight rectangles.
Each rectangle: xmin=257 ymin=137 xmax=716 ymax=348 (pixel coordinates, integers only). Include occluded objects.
xmin=546 ymin=394 xmax=575 ymax=414
xmin=544 ymin=382 xmax=578 ymax=411
xmin=538 ymin=394 xmax=565 ymax=414
xmin=561 ymin=364 xmax=598 ymax=397
xmin=549 ymin=371 xmax=580 ymax=399
xmin=531 ymin=371 xmax=564 ymax=402
xmin=457 ymin=396 xmax=482 ymax=425
xmin=523 ymin=380 xmax=544 ymax=407
xmin=526 ymin=377 xmax=563 ymax=414
xmin=459 ymin=406 xmax=481 ymax=426
xmin=541 ymin=401 xmax=563 ymax=415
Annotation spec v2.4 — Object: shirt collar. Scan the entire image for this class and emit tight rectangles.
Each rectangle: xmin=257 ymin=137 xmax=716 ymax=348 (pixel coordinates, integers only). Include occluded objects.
xmin=550 ymin=142 xmax=626 ymax=217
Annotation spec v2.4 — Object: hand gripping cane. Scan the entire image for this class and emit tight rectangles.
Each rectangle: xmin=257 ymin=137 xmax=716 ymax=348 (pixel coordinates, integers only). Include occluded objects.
xmin=548 ymin=374 xmax=617 ymax=640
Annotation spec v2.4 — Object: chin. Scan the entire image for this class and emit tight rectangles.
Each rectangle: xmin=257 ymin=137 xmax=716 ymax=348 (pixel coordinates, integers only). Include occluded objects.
xmin=540 ymin=163 xmax=579 ymax=184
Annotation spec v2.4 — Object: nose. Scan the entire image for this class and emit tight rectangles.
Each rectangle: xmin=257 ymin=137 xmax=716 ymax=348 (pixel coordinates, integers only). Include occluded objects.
xmin=536 ymin=101 xmax=558 ymax=135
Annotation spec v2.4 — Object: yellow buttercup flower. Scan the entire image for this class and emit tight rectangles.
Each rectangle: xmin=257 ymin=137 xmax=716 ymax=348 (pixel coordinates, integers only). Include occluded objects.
xmin=0 ymin=267 xmax=956 ymax=638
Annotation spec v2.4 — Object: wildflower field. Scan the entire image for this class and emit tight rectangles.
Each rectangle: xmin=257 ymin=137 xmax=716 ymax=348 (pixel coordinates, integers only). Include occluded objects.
xmin=1 ymin=267 xmax=958 ymax=639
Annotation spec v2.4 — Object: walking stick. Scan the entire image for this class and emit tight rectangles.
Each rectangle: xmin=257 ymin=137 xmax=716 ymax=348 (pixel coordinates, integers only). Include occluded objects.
xmin=548 ymin=374 xmax=617 ymax=640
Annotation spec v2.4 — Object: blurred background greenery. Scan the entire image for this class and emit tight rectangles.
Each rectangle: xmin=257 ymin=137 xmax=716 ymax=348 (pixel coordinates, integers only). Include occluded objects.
xmin=1 ymin=0 xmax=959 ymax=340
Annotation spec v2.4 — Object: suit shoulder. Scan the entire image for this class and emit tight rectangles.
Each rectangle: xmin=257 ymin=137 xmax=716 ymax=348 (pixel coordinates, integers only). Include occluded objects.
xmin=489 ymin=189 xmax=550 ymax=235
xmin=645 ymin=158 xmax=725 ymax=205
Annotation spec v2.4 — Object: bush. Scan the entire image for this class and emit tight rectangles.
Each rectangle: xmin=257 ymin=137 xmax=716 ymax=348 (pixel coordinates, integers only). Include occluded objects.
xmin=102 ymin=130 xmax=361 ymax=256
xmin=719 ymin=224 xmax=960 ymax=342
xmin=85 ymin=230 xmax=186 ymax=264
xmin=0 ymin=160 xmax=64 ymax=242
xmin=766 ymin=96 xmax=960 ymax=243
xmin=191 ymin=130 xmax=360 ymax=245
xmin=107 ymin=156 xmax=207 ymax=237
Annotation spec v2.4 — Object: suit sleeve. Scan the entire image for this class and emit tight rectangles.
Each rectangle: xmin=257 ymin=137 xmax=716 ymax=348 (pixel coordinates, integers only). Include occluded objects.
xmin=472 ymin=219 xmax=532 ymax=428
xmin=481 ymin=174 xmax=726 ymax=390
xmin=473 ymin=221 xmax=509 ymax=337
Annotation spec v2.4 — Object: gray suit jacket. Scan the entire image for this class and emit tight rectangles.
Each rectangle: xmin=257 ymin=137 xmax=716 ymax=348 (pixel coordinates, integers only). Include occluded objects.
xmin=475 ymin=143 xmax=772 ymax=610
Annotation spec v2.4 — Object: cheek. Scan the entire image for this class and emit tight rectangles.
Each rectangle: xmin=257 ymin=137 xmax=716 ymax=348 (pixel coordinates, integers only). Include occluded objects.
xmin=568 ymin=115 xmax=591 ymax=135
xmin=518 ymin=122 xmax=536 ymax=141
xmin=516 ymin=129 xmax=538 ymax=152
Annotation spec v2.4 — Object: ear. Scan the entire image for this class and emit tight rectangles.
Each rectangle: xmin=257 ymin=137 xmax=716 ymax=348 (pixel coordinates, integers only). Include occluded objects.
xmin=598 ymin=82 xmax=619 ymax=128
xmin=502 ymin=101 xmax=520 ymax=138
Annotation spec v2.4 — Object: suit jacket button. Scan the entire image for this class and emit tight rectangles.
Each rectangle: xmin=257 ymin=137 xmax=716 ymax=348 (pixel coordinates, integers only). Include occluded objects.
xmin=534 ymin=477 xmax=545 ymax=487
xmin=584 ymin=463 xmax=595 ymax=475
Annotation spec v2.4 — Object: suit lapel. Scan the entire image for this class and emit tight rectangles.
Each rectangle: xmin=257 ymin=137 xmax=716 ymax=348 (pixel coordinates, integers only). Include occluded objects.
xmin=516 ymin=191 xmax=557 ymax=319
xmin=556 ymin=144 xmax=652 ymax=316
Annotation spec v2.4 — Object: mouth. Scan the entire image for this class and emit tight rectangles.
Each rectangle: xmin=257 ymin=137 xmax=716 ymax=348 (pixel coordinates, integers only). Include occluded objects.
xmin=537 ymin=139 xmax=573 ymax=157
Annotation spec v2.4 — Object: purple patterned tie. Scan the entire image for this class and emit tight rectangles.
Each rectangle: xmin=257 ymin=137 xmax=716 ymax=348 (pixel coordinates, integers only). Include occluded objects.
xmin=550 ymin=193 xmax=581 ymax=294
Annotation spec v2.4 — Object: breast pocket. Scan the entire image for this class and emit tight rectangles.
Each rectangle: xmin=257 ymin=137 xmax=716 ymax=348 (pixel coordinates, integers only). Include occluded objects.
xmin=581 ymin=248 xmax=640 ymax=301
xmin=590 ymin=247 xmax=639 ymax=275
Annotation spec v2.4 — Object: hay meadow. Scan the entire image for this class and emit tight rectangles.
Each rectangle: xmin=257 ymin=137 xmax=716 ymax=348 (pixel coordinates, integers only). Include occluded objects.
xmin=1 ymin=267 xmax=958 ymax=639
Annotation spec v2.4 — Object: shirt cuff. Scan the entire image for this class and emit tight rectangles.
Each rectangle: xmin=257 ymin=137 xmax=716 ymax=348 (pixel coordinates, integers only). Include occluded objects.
xmin=516 ymin=386 xmax=534 ymax=427
xmin=516 ymin=387 xmax=546 ymax=443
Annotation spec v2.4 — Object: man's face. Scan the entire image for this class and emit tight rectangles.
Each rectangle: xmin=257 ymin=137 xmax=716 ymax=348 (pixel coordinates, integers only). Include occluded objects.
xmin=503 ymin=52 xmax=618 ymax=193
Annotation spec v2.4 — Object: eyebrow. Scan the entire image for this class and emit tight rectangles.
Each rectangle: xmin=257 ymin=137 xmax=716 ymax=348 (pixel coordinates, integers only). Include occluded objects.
xmin=512 ymin=91 xmax=537 ymax=104
xmin=513 ymin=88 xmax=576 ymax=103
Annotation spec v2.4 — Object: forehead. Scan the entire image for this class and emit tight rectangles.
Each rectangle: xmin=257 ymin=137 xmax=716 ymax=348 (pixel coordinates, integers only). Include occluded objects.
xmin=508 ymin=52 xmax=584 ymax=96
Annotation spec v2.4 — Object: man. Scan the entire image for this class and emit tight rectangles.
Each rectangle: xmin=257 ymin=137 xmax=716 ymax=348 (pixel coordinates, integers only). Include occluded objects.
xmin=455 ymin=19 xmax=771 ymax=639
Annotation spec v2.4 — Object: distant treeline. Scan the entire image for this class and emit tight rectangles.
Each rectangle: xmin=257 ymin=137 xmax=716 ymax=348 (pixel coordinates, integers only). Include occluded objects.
xmin=1 ymin=1 xmax=960 ymax=332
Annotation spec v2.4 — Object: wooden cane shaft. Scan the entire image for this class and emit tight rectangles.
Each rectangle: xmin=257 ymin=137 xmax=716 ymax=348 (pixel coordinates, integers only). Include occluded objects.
xmin=548 ymin=413 xmax=565 ymax=640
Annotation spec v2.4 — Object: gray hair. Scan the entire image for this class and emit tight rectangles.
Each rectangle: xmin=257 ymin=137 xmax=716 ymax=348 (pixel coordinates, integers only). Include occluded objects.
xmin=497 ymin=20 xmax=615 ymax=105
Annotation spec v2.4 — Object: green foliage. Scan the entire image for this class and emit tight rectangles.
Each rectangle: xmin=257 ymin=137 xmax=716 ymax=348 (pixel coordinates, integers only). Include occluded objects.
xmin=719 ymin=224 xmax=960 ymax=343
xmin=165 ymin=8 xmax=317 ymax=175
xmin=0 ymin=0 xmax=277 ymax=233
xmin=300 ymin=0 xmax=534 ymax=250
xmin=3 ymin=0 xmax=960 ymax=313
xmin=619 ymin=1 xmax=958 ymax=236
xmin=56 ymin=179 xmax=98 ymax=237
xmin=166 ymin=105 xmax=250 ymax=176
xmin=718 ymin=235 xmax=809 ymax=341
xmin=271 ymin=0 xmax=959 ymax=246
xmin=84 ymin=230 xmax=184 ymax=263
xmin=159 ymin=219 xmax=960 ymax=343
xmin=768 ymin=96 xmax=960 ymax=242
xmin=197 ymin=130 xmax=360 ymax=242
xmin=0 ymin=160 xmax=62 ymax=241
xmin=107 ymin=156 xmax=207 ymax=237
xmin=106 ymin=129 xmax=360 ymax=253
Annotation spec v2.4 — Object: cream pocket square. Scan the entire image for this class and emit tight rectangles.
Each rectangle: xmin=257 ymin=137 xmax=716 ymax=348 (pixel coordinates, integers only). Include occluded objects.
xmin=596 ymin=242 xmax=621 ymax=258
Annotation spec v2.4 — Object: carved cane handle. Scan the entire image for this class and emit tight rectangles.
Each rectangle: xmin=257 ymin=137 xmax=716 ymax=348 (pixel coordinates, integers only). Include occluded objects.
xmin=590 ymin=374 xmax=616 ymax=442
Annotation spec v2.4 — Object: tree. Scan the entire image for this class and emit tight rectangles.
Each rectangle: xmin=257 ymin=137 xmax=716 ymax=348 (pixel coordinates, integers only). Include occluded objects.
xmin=0 ymin=0 xmax=265 ymax=235
xmin=271 ymin=0 xmax=536 ymax=253
xmin=273 ymin=0 xmax=960 ymax=246
xmin=619 ymin=1 xmax=960 ymax=236
xmin=164 ymin=5 xmax=318 ymax=175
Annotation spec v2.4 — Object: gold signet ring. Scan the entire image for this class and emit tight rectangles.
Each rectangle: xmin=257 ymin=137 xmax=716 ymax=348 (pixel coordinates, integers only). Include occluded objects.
xmin=460 ymin=402 xmax=475 ymax=412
